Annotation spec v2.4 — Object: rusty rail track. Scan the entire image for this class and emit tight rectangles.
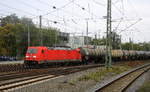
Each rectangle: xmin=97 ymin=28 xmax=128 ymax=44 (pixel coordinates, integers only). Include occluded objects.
xmin=94 ymin=63 xmax=150 ymax=92
xmin=0 ymin=60 xmax=149 ymax=73
xmin=0 ymin=64 xmax=103 ymax=91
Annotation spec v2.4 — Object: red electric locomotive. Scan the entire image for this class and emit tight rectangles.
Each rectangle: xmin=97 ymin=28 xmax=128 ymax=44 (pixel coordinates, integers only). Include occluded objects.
xmin=24 ymin=46 xmax=82 ymax=65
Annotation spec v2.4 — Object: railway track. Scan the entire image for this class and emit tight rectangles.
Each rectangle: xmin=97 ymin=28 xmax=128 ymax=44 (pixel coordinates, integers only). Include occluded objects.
xmin=94 ymin=63 xmax=150 ymax=92
xmin=0 ymin=62 xmax=103 ymax=73
xmin=0 ymin=60 xmax=148 ymax=73
xmin=0 ymin=64 xmax=103 ymax=91
xmin=0 ymin=64 xmax=27 ymax=72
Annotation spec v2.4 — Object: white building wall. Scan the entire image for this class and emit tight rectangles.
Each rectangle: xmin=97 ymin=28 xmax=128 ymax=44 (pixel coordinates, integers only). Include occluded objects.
xmin=67 ymin=36 xmax=92 ymax=48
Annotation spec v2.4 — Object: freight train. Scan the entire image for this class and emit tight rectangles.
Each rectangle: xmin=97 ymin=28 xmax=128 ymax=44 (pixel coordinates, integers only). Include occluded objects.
xmin=24 ymin=46 xmax=150 ymax=66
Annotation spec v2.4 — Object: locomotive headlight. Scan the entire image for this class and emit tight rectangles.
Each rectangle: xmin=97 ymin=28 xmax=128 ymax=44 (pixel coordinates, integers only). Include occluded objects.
xmin=33 ymin=56 xmax=36 ymax=58
xmin=26 ymin=56 xmax=29 ymax=58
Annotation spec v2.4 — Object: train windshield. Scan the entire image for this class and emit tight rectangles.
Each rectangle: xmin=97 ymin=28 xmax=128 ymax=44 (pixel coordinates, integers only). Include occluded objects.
xmin=27 ymin=48 xmax=38 ymax=54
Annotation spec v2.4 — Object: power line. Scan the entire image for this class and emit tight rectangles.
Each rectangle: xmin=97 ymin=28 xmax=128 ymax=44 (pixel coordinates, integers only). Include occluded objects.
xmin=112 ymin=2 xmax=124 ymax=15
xmin=127 ymin=0 xmax=139 ymax=18
xmin=16 ymin=0 xmax=44 ymax=12
xmin=92 ymin=0 xmax=106 ymax=6
xmin=0 ymin=2 xmax=36 ymax=17
xmin=43 ymin=0 xmax=75 ymax=16
xmin=34 ymin=0 xmax=104 ymax=29
xmin=35 ymin=0 xmax=50 ymax=6
xmin=0 ymin=10 xmax=15 ymax=15
xmin=121 ymin=0 xmax=124 ymax=16
xmin=0 ymin=0 xmax=92 ymax=22
xmin=118 ymin=18 xmax=142 ymax=34
xmin=113 ymin=18 xmax=123 ymax=32
xmin=0 ymin=13 xmax=8 ymax=17
xmin=34 ymin=0 xmax=97 ymax=24
xmin=33 ymin=0 xmax=87 ymax=20
xmin=42 ymin=17 xmax=85 ymax=32
xmin=38 ymin=0 xmax=85 ymax=23
xmin=68 ymin=0 xmax=100 ymax=19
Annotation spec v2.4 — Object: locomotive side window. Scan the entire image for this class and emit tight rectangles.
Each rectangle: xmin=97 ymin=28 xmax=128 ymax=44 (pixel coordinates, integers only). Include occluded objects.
xmin=27 ymin=48 xmax=38 ymax=54
xmin=41 ymin=49 xmax=44 ymax=53
xmin=48 ymin=47 xmax=54 ymax=50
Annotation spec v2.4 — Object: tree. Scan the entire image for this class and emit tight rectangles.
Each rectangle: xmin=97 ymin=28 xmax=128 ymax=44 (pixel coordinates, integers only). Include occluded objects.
xmin=121 ymin=42 xmax=150 ymax=51
xmin=91 ymin=38 xmax=106 ymax=45
xmin=0 ymin=14 xmax=60 ymax=58
xmin=0 ymin=14 xmax=20 ymax=27
xmin=91 ymin=31 xmax=121 ymax=49
xmin=0 ymin=24 xmax=16 ymax=56
xmin=111 ymin=31 xmax=121 ymax=49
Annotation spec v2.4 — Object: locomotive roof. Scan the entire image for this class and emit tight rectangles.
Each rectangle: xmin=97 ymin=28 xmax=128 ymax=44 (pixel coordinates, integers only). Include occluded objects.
xmin=47 ymin=46 xmax=73 ymax=50
xmin=28 ymin=46 xmax=75 ymax=50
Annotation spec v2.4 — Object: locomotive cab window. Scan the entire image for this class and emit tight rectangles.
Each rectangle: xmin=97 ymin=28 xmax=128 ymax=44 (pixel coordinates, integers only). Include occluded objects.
xmin=27 ymin=48 xmax=38 ymax=54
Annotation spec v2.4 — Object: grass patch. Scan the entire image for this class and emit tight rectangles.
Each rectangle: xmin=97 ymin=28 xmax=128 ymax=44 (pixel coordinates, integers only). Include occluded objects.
xmin=69 ymin=79 xmax=76 ymax=85
xmin=77 ymin=66 xmax=131 ymax=82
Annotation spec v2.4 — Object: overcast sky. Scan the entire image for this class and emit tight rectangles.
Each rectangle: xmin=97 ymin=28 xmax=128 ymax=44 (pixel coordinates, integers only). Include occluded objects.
xmin=0 ymin=0 xmax=149 ymax=43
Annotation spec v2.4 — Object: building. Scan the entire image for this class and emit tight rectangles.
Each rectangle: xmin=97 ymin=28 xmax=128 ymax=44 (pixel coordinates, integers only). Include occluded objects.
xmin=67 ymin=36 xmax=92 ymax=48
xmin=56 ymin=31 xmax=70 ymax=46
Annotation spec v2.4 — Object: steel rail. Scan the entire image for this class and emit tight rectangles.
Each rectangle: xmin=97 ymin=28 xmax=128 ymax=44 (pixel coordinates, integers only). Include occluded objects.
xmin=0 ymin=64 xmax=104 ymax=91
xmin=94 ymin=63 xmax=150 ymax=92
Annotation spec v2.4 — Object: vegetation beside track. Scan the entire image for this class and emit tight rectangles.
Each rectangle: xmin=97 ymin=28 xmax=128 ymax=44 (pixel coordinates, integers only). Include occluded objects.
xmin=80 ymin=66 xmax=130 ymax=81
xmin=69 ymin=65 xmax=131 ymax=85
xmin=67 ymin=60 xmax=150 ymax=85
xmin=136 ymin=80 xmax=150 ymax=92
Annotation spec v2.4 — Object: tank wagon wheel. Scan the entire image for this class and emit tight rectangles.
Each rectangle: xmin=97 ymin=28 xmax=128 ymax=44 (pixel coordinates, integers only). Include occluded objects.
xmin=82 ymin=56 xmax=89 ymax=65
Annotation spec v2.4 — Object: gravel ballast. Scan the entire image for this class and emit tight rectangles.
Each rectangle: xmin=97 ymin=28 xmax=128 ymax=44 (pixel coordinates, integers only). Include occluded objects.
xmin=8 ymin=67 xmax=102 ymax=92
xmin=7 ymin=61 xmax=150 ymax=92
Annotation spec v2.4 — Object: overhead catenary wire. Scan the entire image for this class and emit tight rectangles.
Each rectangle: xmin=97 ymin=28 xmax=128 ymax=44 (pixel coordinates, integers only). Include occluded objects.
xmin=113 ymin=17 xmax=123 ymax=32
xmin=0 ymin=2 xmax=74 ymax=32
xmin=0 ymin=0 xmax=73 ymax=21
xmin=118 ymin=18 xmax=142 ymax=34
xmin=0 ymin=2 xmax=36 ymax=17
xmin=0 ymin=10 xmax=15 ymax=15
xmin=0 ymin=13 xmax=8 ymax=17
xmin=35 ymin=0 xmax=50 ymax=6
xmin=121 ymin=0 xmax=125 ymax=16
xmin=13 ymin=0 xmax=103 ymax=32
xmin=42 ymin=1 xmax=90 ymax=23
xmin=43 ymin=0 xmax=75 ymax=16
xmin=127 ymin=0 xmax=139 ymax=18
xmin=111 ymin=0 xmax=141 ymax=37
xmin=73 ymin=2 xmax=99 ymax=18
xmin=42 ymin=17 xmax=85 ymax=32
xmin=0 ymin=0 xmax=144 ymax=42
xmin=33 ymin=0 xmax=104 ymax=27
xmin=33 ymin=0 xmax=86 ymax=23
xmin=16 ymin=0 xmax=45 ymax=12
xmin=112 ymin=2 xmax=124 ymax=15
xmin=112 ymin=0 xmax=125 ymax=33
xmin=92 ymin=0 xmax=106 ymax=6
xmin=112 ymin=0 xmax=142 ymax=43
xmin=35 ymin=0 xmax=81 ymax=20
